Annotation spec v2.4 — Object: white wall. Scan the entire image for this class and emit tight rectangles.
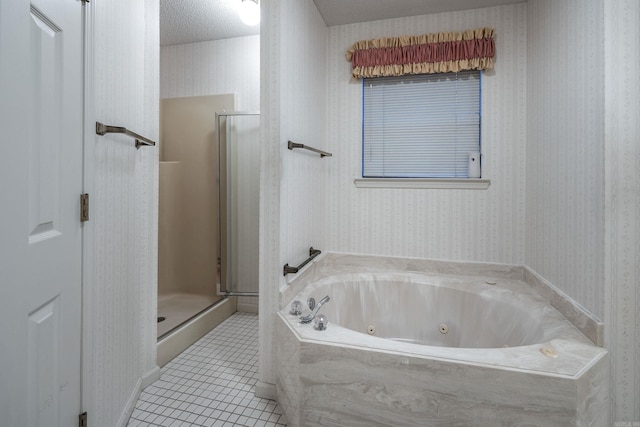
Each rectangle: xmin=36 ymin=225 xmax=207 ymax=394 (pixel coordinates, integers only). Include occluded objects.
xmin=278 ymin=1 xmax=329 ymax=276
xmin=603 ymin=0 xmax=640 ymax=421
xmin=526 ymin=0 xmax=605 ymax=320
xmin=325 ymin=4 xmax=527 ymax=263
xmin=161 ymin=35 xmax=260 ymax=111
xmin=87 ymin=0 xmax=159 ymax=425
xmin=527 ymin=0 xmax=640 ymax=420
xmin=259 ymin=0 xmax=329 ymax=388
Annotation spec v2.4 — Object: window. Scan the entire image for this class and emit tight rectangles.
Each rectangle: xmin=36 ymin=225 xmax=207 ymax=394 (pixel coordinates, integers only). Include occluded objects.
xmin=362 ymin=70 xmax=481 ymax=179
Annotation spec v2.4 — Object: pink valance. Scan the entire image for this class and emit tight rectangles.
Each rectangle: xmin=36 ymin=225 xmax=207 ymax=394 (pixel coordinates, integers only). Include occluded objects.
xmin=346 ymin=28 xmax=495 ymax=78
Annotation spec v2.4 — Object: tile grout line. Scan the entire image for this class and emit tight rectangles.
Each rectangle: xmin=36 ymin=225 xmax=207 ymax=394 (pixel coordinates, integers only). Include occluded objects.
xmin=128 ymin=312 xmax=286 ymax=427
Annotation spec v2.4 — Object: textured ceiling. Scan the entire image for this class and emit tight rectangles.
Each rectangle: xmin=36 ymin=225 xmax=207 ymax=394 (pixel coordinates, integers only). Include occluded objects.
xmin=160 ymin=0 xmax=525 ymax=46
xmin=160 ymin=0 xmax=260 ymax=46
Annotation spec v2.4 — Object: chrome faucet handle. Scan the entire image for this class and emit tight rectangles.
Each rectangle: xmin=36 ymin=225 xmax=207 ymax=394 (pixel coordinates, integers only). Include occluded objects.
xmin=289 ymin=300 xmax=303 ymax=316
xmin=299 ymin=295 xmax=330 ymax=324
xmin=317 ymin=295 xmax=330 ymax=306
xmin=314 ymin=314 xmax=328 ymax=331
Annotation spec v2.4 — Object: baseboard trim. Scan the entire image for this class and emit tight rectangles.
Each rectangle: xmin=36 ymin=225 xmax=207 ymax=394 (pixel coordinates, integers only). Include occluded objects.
xmin=254 ymin=381 xmax=276 ymax=400
xmin=142 ymin=365 xmax=161 ymax=388
xmin=117 ymin=365 xmax=162 ymax=427
xmin=237 ymin=302 xmax=259 ymax=314
xmin=117 ymin=378 xmax=142 ymax=427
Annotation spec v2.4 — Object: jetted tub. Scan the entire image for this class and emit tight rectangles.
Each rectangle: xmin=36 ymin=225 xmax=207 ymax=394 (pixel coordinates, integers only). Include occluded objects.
xmin=275 ymin=256 xmax=608 ymax=427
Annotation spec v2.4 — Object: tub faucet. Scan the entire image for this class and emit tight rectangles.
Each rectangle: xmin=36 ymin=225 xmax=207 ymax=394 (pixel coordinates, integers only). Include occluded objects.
xmin=299 ymin=295 xmax=330 ymax=324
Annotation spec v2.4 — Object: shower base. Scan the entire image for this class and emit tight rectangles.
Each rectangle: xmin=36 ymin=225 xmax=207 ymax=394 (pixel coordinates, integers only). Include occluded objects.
xmin=158 ymin=293 xmax=222 ymax=337
xmin=157 ymin=294 xmax=236 ymax=366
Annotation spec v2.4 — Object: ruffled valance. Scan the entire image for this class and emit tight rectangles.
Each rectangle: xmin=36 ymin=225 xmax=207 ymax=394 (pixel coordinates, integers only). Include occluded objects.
xmin=346 ymin=28 xmax=495 ymax=79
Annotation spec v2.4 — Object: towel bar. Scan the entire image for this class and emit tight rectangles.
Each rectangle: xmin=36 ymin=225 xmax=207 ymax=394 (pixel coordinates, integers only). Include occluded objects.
xmin=287 ymin=140 xmax=331 ymax=158
xmin=96 ymin=122 xmax=156 ymax=149
xmin=284 ymin=247 xmax=321 ymax=276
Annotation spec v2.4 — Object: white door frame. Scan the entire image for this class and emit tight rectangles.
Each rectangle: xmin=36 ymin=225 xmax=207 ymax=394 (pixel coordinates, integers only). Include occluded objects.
xmin=80 ymin=0 xmax=95 ymax=418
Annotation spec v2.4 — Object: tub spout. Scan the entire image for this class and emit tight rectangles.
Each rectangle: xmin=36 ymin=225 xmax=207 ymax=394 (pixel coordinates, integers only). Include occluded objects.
xmin=299 ymin=295 xmax=330 ymax=324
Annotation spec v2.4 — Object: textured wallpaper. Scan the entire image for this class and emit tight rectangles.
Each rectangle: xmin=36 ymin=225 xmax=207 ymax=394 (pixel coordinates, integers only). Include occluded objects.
xmin=526 ymin=0 xmax=605 ymax=321
xmin=324 ymin=4 xmax=527 ymax=264
xmin=603 ymin=0 xmax=640 ymax=421
xmin=160 ymin=35 xmax=260 ymax=111
xmin=278 ymin=0 xmax=329 ymax=278
xmin=259 ymin=0 xmax=283 ymax=388
xmin=259 ymin=0 xmax=329 ymax=387
xmin=141 ymin=0 xmax=160 ymax=403
xmin=91 ymin=0 xmax=159 ymax=425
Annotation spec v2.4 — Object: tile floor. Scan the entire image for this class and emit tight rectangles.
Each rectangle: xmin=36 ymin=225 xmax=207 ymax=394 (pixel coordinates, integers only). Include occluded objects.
xmin=128 ymin=312 xmax=287 ymax=427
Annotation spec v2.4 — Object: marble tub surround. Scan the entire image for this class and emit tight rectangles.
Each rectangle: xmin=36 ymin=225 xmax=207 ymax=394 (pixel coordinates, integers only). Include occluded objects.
xmin=280 ymin=252 xmax=604 ymax=347
xmin=277 ymin=319 xmax=609 ymax=427
xmin=276 ymin=258 xmax=609 ymax=426
xmin=279 ymin=252 xmax=523 ymax=310
xmin=281 ymin=272 xmax=604 ymax=375
xmin=524 ymin=266 xmax=604 ymax=346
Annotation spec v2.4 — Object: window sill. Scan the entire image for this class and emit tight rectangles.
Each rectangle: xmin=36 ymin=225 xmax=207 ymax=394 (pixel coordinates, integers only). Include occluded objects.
xmin=354 ymin=178 xmax=491 ymax=190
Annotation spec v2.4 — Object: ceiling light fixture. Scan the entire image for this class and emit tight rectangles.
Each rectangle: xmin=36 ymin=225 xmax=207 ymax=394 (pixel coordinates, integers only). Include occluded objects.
xmin=238 ymin=0 xmax=260 ymax=26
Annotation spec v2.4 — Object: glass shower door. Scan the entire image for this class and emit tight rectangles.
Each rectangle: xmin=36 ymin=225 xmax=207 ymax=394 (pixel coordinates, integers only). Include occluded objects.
xmin=216 ymin=112 xmax=260 ymax=296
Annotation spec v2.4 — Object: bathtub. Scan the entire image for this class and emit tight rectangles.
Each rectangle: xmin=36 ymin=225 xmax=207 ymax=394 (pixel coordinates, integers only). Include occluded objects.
xmin=275 ymin=254 xmax=608 ymax=427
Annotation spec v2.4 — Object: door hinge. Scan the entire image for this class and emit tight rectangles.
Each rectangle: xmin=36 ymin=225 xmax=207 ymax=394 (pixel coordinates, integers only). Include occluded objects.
xmin=80 ymin=193 xmax=90 ymax=222
xmin=79 ymin=412 xmax=88 ymax=427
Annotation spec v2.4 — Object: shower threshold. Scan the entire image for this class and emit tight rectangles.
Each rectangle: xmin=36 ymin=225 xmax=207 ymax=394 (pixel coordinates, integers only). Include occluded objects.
xmin=157 ymin=292 xmax=223 ymax=338
xmin=157 ymin=295 xmax=237 ymax=366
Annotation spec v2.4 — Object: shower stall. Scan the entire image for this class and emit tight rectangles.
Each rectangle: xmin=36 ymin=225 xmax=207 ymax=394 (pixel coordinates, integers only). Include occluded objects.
xmin=157 ymin=95 xmax=259 ymax=365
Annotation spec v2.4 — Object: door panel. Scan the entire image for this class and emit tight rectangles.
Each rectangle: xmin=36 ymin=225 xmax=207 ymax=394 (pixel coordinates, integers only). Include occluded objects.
xmin=29 ymin=4 xmax=63 ymax=243
xmin=217 ymin=113 xmax=260 ymax=296
xmin=0 ymin=0 xmax=84 ymax=426
xmin=27 ymin=296 xmax=61 ymax=427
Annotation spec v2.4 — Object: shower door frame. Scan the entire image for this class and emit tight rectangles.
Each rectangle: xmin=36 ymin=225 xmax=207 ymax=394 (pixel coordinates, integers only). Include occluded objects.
xmin=216 ymin=111 xmax=260 ymax=297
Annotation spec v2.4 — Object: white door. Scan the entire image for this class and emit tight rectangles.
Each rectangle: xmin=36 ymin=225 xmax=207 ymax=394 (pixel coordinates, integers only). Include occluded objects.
xmin=0 ymin=0 xmax=84 ymax=426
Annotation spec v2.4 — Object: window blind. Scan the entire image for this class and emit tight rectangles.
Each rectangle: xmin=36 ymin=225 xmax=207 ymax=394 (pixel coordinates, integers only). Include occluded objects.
xmin=362 ymin=70 xmax=481 ymax=178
